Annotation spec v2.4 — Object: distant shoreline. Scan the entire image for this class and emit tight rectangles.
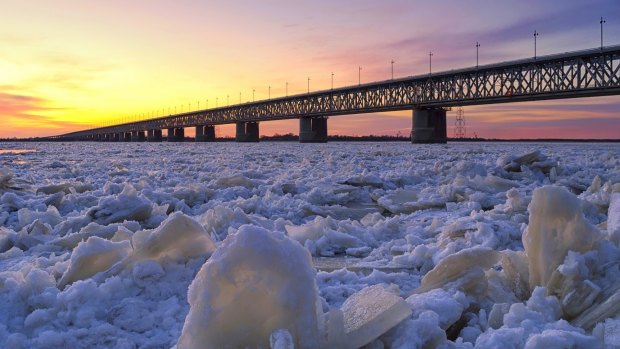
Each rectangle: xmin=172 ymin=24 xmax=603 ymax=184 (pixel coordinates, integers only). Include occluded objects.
xmin=1 ymin=135 xmax=619 ymax=143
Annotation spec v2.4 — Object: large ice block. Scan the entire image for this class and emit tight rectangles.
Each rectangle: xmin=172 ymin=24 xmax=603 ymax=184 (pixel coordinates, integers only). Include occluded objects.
xmin=177 ymin=225 xmax=323 ymax=349
xmin=523 ymin=186 xmax=601 ymax=289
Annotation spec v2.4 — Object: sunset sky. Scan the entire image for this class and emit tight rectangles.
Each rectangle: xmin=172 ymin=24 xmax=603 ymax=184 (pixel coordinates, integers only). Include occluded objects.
xmin=1 ymin=0 xmax=619 ymax=139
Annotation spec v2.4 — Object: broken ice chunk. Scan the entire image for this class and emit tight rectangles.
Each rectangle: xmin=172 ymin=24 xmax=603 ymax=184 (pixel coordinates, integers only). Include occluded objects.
xmin=270 ymin=329 xmax=294 ymax=349
xmin=562 ymin=279 xmax=601 ymax=319
xmin=412 ymin=246 xmax=499 ymax=295
xmin=523 ymin=186 xmax=601 ymax=289
xmin=340 ymin=284 xmax=412 ymax=349
xmin=500 ymin=250 xmax=530 ymax=300
xmin=86 ymin=184 xmax=152 ymax=225
xmin=177 ymin=225 xmax=323 ymax=349
xmin=572 ymin=283 xmax=620 ymax=330
xmin=130 ymin=211 xmax=216 ymax=263
xmin=488 ymin=303 xmax=512 ymax=329
xmin=58 ymin=236 xmax=131 ymax=289
xmin=608 ymin=192 xmax=620 ymax=244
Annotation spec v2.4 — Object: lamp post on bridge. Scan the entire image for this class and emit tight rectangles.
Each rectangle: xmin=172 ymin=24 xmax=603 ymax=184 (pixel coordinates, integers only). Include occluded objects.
xmin=358 ymin=66 xmax=362 ymax=86
xmin=253 ymin=89 xmax=255 ymax=102
xmin=391 ymin=60 xmax=395 ymax=80
xmin=331 ymin=72 xmax=334 ymax=90
xmin=269 ymin=86 xmax=271 ymax=100
xmin=239 ymin=92 xmax=242 ymax=104
xmin=476 ymin=42 xmax=480 ymax=68
xmin=216 ymin=97 xmax=218 ymax=107
xmin=600 ymin=17 xmax=606 ymax=50
xmin=227 ymin=95 xmax=229 ymax=106
xmin=429 ymin=51 xmax=433 ymax=75
xmin=307 ymin=77 xmax=310 ymax=94
xmin=533 ymin=30 xmax=539 ymax=59
xmin=286 ymin=82 xmax=288 ymax=97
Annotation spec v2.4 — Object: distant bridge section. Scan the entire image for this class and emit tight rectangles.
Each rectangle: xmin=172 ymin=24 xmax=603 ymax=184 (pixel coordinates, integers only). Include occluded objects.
xmin=53 ymin=45 xmax=620 ymax=143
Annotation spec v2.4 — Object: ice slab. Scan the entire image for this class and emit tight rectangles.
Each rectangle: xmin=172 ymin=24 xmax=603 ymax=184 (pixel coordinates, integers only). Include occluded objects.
xmin=130 ymin=211 xmax=215 ymax=263
xmin=412 ymin=246 xmax=499 ymax=295
xmin=177 ymin=225 xmax=322 ymax=349
xmin=58 ymin=236 xmax=131 ymax=289
xmin=572 ymin=283 xmax=620 ymax=330
xmin=340 ymin=284 xmax=412 ymax=349
xmin=523 ymin=186 xmax=601 ymax=289
xmin=608 ymin=192 xmax=620 ymax=244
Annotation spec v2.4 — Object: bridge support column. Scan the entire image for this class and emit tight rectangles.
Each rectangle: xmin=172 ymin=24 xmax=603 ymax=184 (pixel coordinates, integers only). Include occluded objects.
xmin=167 ymin=128 xmax=184 ymax=142
xmin=299 ymin=116 xmax=328 ymax=143
xmin=131 ymin=131 xmax=145 ymax=142
xmin=411 ymin=107 xmax=447 ymax=144
xmin=204 ymin=125 xmax=215 ymax=141
xmin=147 ymin=129 xmax=162 ymax=142
xmin=195 ymin=125 xmax=215 ymax=142
xmin=123 ymin=132 xmax=132 ymax=142
xmin=195 ymin=125 xmax=204 ymax=142
xmin=235 ymin=121 xmax=259 ymax=142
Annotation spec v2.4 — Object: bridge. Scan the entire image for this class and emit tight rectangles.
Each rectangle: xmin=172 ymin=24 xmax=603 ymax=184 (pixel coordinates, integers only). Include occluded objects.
xmin=52 ymin=45 xmax=620 ymax=143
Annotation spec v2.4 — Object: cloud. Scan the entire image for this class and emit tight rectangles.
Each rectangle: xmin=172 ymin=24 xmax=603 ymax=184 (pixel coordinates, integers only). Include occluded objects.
xmin=0 ymin=92 xmax=83 ymax=137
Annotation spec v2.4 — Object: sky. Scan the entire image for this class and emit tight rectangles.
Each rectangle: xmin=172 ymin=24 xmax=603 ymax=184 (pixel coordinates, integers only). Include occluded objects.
xmin=1 ymin=0 xmax=619 ymax=139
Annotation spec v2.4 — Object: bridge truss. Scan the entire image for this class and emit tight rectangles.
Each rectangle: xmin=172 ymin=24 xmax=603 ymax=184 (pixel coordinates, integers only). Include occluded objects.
xmin=57 ymin=45 xmax=620 ymax=139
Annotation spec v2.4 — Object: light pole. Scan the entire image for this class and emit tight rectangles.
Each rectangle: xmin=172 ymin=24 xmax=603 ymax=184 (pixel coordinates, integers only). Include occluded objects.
xmin=216 ymin=97 xmax=218 ymax=107
xmin=253 ymin=89 xmax=255 ymax=102
xmin=206 ymin=99 xmax=208 ymax=109
xmin=391 ymin=60 xmax=395 ymax=80
xmin=269 ymin=86 xmax=271 ymax=100
xmin=307 ymin=77 xmax=310 ymax=94
xmin=600 ymin=17 xmax=606 ymax=50
xmin=331 ymin=72 xmax=334 ymax=90
xmin=534 ymin=30 xmax=539 ymax=59
xmin=286 ymin=82 xmax=288 ymax=97
xmin=429 ymin=51 xmax=433 ymax=75
xmin=227 ymin=95 xmax=229 ymax=106
xmin=198 ymin=101 xmax=200 ymax=110
xmin=476 ymin=42 xmax=480 ymax=68
xmin=239 ymin=92 xmax=241 ymax=104
xmin=358 ymin=66 xmax=362 ymax=85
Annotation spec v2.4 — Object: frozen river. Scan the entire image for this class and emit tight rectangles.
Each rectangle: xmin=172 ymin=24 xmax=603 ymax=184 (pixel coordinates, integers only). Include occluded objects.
xmin=0 ymin=141 xmax=619 ymax=348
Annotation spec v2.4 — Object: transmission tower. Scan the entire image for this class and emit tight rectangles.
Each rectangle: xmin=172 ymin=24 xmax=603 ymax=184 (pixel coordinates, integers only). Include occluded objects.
xmin=454 ymin=107 xmax=466 ymax=138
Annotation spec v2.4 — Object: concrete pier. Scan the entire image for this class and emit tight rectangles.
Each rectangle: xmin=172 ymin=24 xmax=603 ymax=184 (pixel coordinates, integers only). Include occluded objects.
xmin=147 ymin=129 xmax=162 ymax=142
xmin=411 ymin=107 xmax=447 ymax=144
xmin=131 ymin=131 xmax=146 ymax=142
xmin=235 ymin=121 xmax=259 ymax=142
xmin=195 ymin=125 xmax=215 ymax=142
xmin=299 ymin=116 xmax=328 ymax=143
xmin=167 ymin=127 xmax=185 ymax=142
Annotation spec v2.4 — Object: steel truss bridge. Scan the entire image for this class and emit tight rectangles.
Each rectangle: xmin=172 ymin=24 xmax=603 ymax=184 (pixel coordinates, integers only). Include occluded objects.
xmin=53 ymin=45 xmax=620 ymax=143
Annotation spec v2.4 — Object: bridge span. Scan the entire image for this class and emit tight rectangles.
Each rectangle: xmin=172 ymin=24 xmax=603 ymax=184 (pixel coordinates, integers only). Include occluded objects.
xmin=52 ymin=45 xmax=620 ymax=143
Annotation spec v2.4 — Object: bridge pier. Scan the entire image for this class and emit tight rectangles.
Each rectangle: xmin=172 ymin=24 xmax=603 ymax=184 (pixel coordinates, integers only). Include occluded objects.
xmin=235 ymin=122 xmax=259 ymax=142
xmin=299 ymin=116 xmax=328 ymax=143
xmin=147 ymin=129 xmax=162 ymax=142
xmin=195 ymin=125 xmax=215 ymax=142
xmin=123 ymin=132 xmax=132 ymax=142
xmin=411 ymin=107 xmax=447 ymax=144
xmin=167 ymin=127 xmax=185 ymax=142
xmin=131 ymin=131 xmax=146 ymax=142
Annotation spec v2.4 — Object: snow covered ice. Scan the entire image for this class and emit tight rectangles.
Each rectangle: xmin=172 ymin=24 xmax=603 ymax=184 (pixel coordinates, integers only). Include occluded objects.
xmin=0 ymin=141 xmax=619 ymax=348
